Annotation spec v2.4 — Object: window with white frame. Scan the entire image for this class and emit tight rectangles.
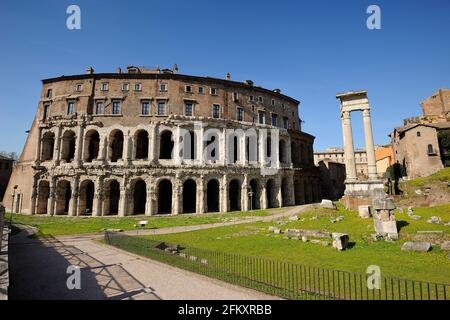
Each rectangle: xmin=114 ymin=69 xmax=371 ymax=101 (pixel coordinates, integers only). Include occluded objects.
xmin=198 ymin=86 xmax=205 ymax=94
xmin=258 ymin=110 xmax=265 ymax=124
xmin=101 ymin=83 xmax=109 ymax=91
xmin=249 ymin=95 xmax=254 ymax=102
xmin=159 ymin=83 xmax=167 ymax=92
xmin=237 ymin=107 xmax=244 ymax=121
xmin=185 ymin=85 xmax=192 ymax=93
xmin=95 ymin=101 xmax=104 ymax=115
xmin=122 ymin=83 xmax=129 ymax=91
xmin=210 ymin=87 xmax=217 ymax=95
xmin=157 ymin=101 xmax=166 ymax=115
xmin=271 ymin=114 xmax=278 ymax=126
xmin=233 ymin=92 xmax=239 ymax=101
xmin=184 ymin=102 xmax=193 ymax=116
xmin=212 ymin=104 xmax=220 ymax=119
xmin=134 ymin=83 xmax=142 ymax=91
xmin=76 ymin=84 xmax=83 ymax=92
xmin=67 ymin=101 xmax=76 ymax=115
xmin=283 ymin=117 xmax=288 ymax=129
xmin=112 ymin=101 xmax=121 ymax=115
xmin=141 ymin=101 xmax=150 ymax=115
xmin=43 ymin=104 xmax=50 ymax=121
xmin=258 ymin=96 xmax=263 ymax=103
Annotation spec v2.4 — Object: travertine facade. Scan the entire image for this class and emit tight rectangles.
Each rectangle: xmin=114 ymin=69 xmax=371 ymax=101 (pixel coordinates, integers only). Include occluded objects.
xmin=4 ymin=66 xmax=320 ymax=216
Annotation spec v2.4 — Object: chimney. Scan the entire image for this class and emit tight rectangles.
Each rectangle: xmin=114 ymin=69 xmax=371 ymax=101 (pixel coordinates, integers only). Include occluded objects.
xmin=86 ymin=67 xmax=94 ymax=75
xmin=226 ymin=72 xmax=231 ymax=80
xmin=173 ymin=64 xmax=179 ymax=74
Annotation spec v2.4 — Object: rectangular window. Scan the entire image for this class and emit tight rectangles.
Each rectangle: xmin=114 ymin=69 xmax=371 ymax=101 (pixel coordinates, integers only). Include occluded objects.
xmin=160 ymin=83 xmax=167 ymax=92
xmin=141 ymin=101 xmax=150 ymax=115
xmin=67 ymin=101 xmax=75 ymax=115
xmin=185 ymin=85 xmax=192 ymax=93
xmin=258 ymin=111 xmax=265 ymax=124
xmin=46 ymin=89 xmax=52 ymax=98
xmin=233 ymin=92 xmax=239 ymax=101
xmin=76 ymin=84 xmax=83 ymax=92
xmin=258 ymin=96 xmax=263 ymax=103
xmin=101 ymin=83 xmax=109 ymax=91
xmin=271 ymin=113 xmax=278 ymax=126
xmin=122 ymin=83 xmax=129 ymax=91
xmin=134 ymin=83 xmax=142 ymax=91
xmin=43 ymin=104 xmax=50 ymax=121
xmin=95 ymin=101 xmax=104 ymax=115
xmin=271 ymin=99 xmax=275 ymax=106
xmin=249 ymin=95 xmax=254 ymax=102
xmin=237 ymin=107 xmax=244 ymax=121
xmin=157 ymin=101 xmax=166 ymax=115
xmin=198 ymin=86 xmax=205 ymax=94
xmin=184 ymin=102 xmax=193 ymax=116
xmin=112 ymin=101 xmax=121 ymax=115
xmin=210 ymin=87 xmax=217 ymax=95
xmin=212 ymin=104 xmax=220 ymax=119
xmin=283 ymin=117 xmax=288 ymax=129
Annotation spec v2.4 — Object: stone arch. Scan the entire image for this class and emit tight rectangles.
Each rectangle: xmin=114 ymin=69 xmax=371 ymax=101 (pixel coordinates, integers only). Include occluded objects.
xmin=55 ymin=180 xmax=71 ymax=215
xmin=182 ymin=179 xmax=197 ymax=213
xmin=159 ymin=130 xmax=174 ymax=160
xmin=104 ymin=179 xmax=120 ymax=215
xmin=229 ymin=179 xmax=241 ymax=212
xmin=79 ymin=180 xmax=95 ymax=215
xmin=157 ymin=179 xmax=172 ymax=214
xmin=206 ymin=178 xmax=220 ymax=212
xmin=132 ymin=179 xmax=147 ymax=215
xmin=134 ymin=130 xmax=149 ymax=160
xmin=109 ymin=130 xmax=124 ymax=162
xmin=84 ymin=129 xmax=100 ymax=162
xmin=266 ymin=178 xmax=277 ymax=208
xmin=248 ymin=178 xmax=260 ymax=210
xmin=36 ymin=180 xmax=50 ymax=214
xmin=60 ymin=130 xmax=76 ymax=163
xmin=41 ymin=131 xmax=55 ymax=161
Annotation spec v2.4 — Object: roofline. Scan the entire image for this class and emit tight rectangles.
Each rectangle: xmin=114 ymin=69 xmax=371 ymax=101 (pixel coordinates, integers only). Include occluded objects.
xmin=41 ymin=73 xmax=300 ymax=105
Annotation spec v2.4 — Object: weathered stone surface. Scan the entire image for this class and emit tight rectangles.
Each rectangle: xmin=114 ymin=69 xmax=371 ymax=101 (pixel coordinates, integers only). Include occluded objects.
xmin=284 ymin=229 xmax=330 ymax=239
xmin=373 ymin=197 xmax=395 ymax=211
xmin=273 ymin=229 xmax=281 ymax=234
xmin=411 ymin=215 xmax=422 ymax=220
xmin=427 ymin=216 xmax=441 ymax=224
xmin=401 ymin=242 xmax=431 ymax=252
xmin=268 ymin=226 xmax=277 ymax=231
xmin=320 ymin=199 xmax=336 ymax=210
xmin=440 ymin=241 xmax=450 ymax=251
xmin=288 ymin=216 xmax=299 ymax=221
xmin=301 ymin=236 xmax=308 ymax=242
xmin=332 ymin=233 xmax=349 ymax=251
xmin=358 ymin=205 xmax=371 ymax=219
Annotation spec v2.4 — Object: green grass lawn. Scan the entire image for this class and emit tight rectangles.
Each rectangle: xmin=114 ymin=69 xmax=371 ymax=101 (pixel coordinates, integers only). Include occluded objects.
xmin=10 ymin=209 xmax=272 ymax=237
xmin=142 ymin=203 xmax=450 ymax=284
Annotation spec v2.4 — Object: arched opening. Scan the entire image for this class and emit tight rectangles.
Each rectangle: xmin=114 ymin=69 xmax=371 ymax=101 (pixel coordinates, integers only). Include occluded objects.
xmin=157 ymin=179 xmax=172 ymax=214
xmin=109 ymin=130 xmax=124 ymax=162
xmin=79 ymin=180 xmax=95 ymax=215
xmin=105 ymin=180 xmax=120 ymax=215
xmin=182 ymin=131 xmax=196 ymax=160
xmin=205 ymin=134 xmax=219 ymax=161
xmin=267 ymin=136 xmax=272 ymax=158
xmin=84 ymin=130 xmax=100 ymax=162
xmin=279 ymin=139 xmax=287 ymax=163
xmin=294 ymin=179 xmax=304 ymax=205
xmin=291 ymin=141 xmax=301 ymax=167
xmin=159 ymin=130 xmax=174 ymax=160
xmin=133 ymin=180 xmax=147 ymax=215
xmin=36 ymin=181 xmax=50 ymax=214
xmin=135 ymin=130 xmax=149 ymax=160
xmin=281 ymin=177 xmax=290 ymax=207
xmin=233 ymin=136 xmax=239 ymax=163
xmin=41 ymin=132 xmax=55 ymax=161
xmin=182 ymin=179 xmax=197 ymax=213
xmin=61 ymin=130 xmax=76 ymax=163
xmin=266 ymin=179 xmax=277 ymax=208
xmin=206 ymin=179 xmax=220 ymax=212
xmin=249 ymin=179 xmax=260 ymax=210
xmin=229 ymin=179 xmax=241 ymax=212
xmin=55 ymin=180 xmax=71 ymax=215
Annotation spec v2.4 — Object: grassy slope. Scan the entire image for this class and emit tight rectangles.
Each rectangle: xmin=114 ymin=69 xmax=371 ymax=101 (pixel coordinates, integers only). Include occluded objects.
xmin=10 ymin=209 xmax=271 ymax=237
xmin=144 ymin=204 xmax=450 ymax=284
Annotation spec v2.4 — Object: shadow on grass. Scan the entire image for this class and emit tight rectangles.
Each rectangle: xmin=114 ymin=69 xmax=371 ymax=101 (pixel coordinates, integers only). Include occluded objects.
xmin=397 ymin=220 xmax=410 ymax=232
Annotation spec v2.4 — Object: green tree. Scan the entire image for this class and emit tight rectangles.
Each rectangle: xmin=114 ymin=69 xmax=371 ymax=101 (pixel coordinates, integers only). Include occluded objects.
xmin=437 ymin=129 xmax=450 ymax=167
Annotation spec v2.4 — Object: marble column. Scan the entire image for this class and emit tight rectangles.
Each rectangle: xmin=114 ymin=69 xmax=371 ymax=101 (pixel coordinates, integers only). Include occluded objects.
xmin=92 ymin=177 xmax=103 ymax=216
xmin=220 ymin=175 xmax=228 ymax=213
xmin=118 ymin=176 xmax=128 ymax=217
xmin=196 ymin=178 xmax=205 ymax=214
xmin=196 ymin=124 xmax=204 ymax=165
xmin=47 ymin=177 xmax=56 ymax=216
xmin=276 ymin=176 xmax=283 ymax=208
xmin=261 ymin=183 xmax=268 ymax=209
xmin=30 ymin=177 xmax=38 ymax=215
xmin=172 ymin=180 xmax=181 ymax=215
xmin=124 ymin=133 xmax=132 ymax=166
xmin=69 ymin=177 xmax=79 ymax=217
xmin=341 ymin=111 xmax=357 ymax=181
xmin=241 ymin=175 xmax=249 ymax=211
xmin=145 ymin=179 xmax=153 ymax=216
xmin=362 ymin=109 xmax=378 ymax=180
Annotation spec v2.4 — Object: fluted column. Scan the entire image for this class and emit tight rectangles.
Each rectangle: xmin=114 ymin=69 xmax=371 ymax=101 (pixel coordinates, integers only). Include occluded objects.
xmin=362 ymin=109 xmax=378 ymax=180
xmin=47 ymin=177 xmax=56 ymax=216
xmin=341 ymin=111 xmax=357 ymax=181
xmin=196 ymin=123 xmax=204 ymax=165
xmin=124 ymin=133 xmax=132 ymax=166
xmin=241 ymin=175 xmax=249 ymax=211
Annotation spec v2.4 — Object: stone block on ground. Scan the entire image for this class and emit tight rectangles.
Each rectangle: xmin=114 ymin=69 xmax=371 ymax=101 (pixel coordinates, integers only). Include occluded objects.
xmin=320 ymin=200 xmax=336 ymax=210
xmin=288 ymin=216 xmax=299 ymax=221
xmin=427 ymin=216 xmax=441 ymax=224
xmin=332 ymin=233 xmax=349 ymax=251
xmin=401 ymin=242 xmax=431 ymax=252
xmin=358 ymin=205 xmax=371 ymax=219
xmin=440 ymin=241 xmax=450 ymax=251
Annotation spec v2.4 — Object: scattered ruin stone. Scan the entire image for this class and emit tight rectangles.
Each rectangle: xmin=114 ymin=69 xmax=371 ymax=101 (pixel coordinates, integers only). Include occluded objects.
xmin=310 ymin=216 xmax=318 ymax=221
xmin=277 ymin=221 xmax=287 ymax=226
xmin=427 ymin=216 xmax=442 ymax=224
xmin=415 ymin=189 xmax=423 ymax=195
xmin=268 ymin=226 xmax=277 ymax=231
xmin=332 ymin=233 xmax=349 ymax=251
xmin=401 ymin=242 xmax=432 ymax=252
xmin=284 ymin=229 xmax=330 ymax=239
xmin=371 ymin=233 xmax=383 ymax=241
xmin=310 ymin=240 xmax=322 ymax=245
xmin=372 ymin=197 xmax=398 ymax=241
xmin=301 ymin=236 xmax=308 ymax=242
xmin=289 ymin=216 xmax=299 ymax=221
xmin=320 ymin=199 xmax=336 ymax=210
xmin=417 ymin=230 xmax=443 ymax=235
xmin=273 ymin=229 xmax=281 ymax=234
xmin=440 ymin=241 xmax=450 ymax=251
xmin=179 ymin=253 xmax=187 ymax=258
xmin=103 ymin=228 xmax=123 ymax=232
xmin=358 ymin=205 xmax=371 ymax=219
xmin=411 ymin=215 xmax=422 ymax=220
xmin=321 ymin=241 xmax=330 ymax=246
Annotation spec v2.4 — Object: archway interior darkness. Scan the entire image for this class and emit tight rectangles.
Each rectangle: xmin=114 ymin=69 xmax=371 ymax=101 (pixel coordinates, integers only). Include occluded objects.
xmin=80 ymin=181 xmax=95 ymax=215
xmin=160 ymin=131 xmax=174 ymax=159
xmin=229 ymin=179 xmax=241 ymax=212
xmin=61 ymin=131 xmax=76 ymax=162
xmin=87 ymin=131 xmax=100 ymax=162
xmin=183 ymin=179 xmax=197 ymax=213
xmin=233 ymin=136 xmax=238 ymax=163
xmin=110 ymin=131 xmax=124 ymax=162
xmin=135 ymin=131 xmax=149 ymax=160
xmin=109 ymin=180 xmax=120 ymax=215
xmin=294 ymin=180 xmax=303 ymax=205
xmin=41 ymin=133 xmax=55 ymax=161
xmin=37 ymin=181 xmax=50 ymax=214
xmin=266 ymin=179 xmax=276 ymax=208
xmin=279 ymin=140 xmax=287 ymax=163
xmin=281 ymin=178 xmax=289 ymax=207
xmin=158 ymin=179 xmax=172 ymax=214
xmin=133 ymin=180 xmax=147 ymax=215
xmin=206 ymin=179 xmax=219 ymax=212
xmin=249 ymin=179 xmax=259 ymax=210
xmin=55 ymin=181 xmax=72 ymax=215
xmin=267 ymin=136 xmax=272 ymax=158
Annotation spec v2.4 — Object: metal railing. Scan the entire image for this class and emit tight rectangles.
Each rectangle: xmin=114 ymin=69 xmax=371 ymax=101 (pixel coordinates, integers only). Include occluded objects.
xmin=104 ymin=232 xmax=449 ymax=300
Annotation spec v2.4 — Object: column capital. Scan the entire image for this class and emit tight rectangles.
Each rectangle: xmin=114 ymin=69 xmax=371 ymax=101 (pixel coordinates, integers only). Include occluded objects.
xmin=362 ymin=109 xmax=371 ymax=117
xmin=341 ymin=110 xmax=351 ymax=119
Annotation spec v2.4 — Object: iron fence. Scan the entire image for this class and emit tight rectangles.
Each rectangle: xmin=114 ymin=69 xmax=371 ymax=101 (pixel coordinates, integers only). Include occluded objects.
xmin=104 ymin=232 xmax=449 ymax=300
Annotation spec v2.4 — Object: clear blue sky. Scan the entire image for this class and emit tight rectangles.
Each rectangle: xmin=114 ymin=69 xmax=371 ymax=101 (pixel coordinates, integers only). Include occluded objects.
xmin=1 ymin=0 xmax=449 ymax=154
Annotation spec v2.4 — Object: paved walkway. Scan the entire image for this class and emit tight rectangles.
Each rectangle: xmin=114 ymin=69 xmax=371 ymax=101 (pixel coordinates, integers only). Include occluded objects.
xmin=9 ymin=205 xmax=313 ymax=300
